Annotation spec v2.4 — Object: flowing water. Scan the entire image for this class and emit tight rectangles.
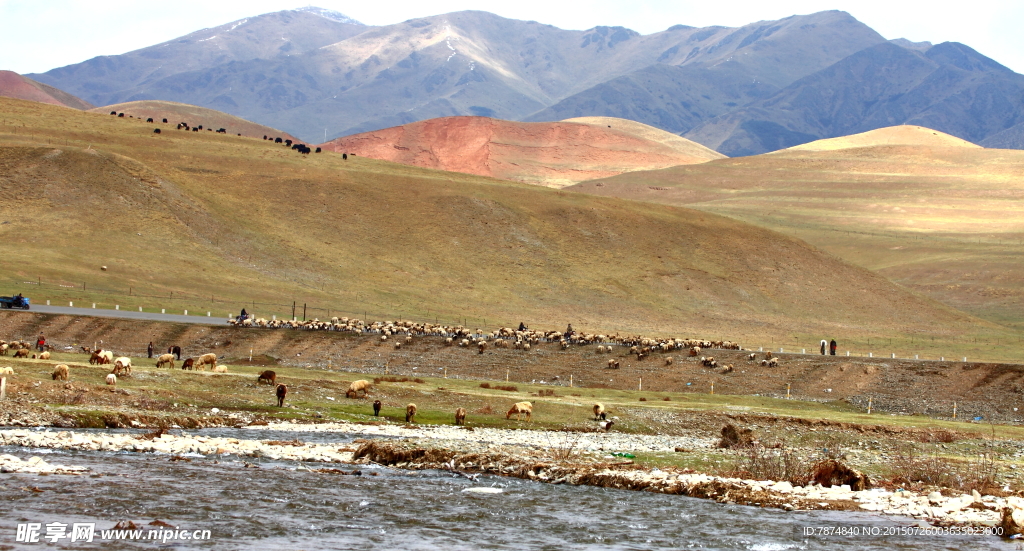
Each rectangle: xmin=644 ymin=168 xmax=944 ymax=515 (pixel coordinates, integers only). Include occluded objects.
xmin=1 ymin=428 xmax=1016 ymax=550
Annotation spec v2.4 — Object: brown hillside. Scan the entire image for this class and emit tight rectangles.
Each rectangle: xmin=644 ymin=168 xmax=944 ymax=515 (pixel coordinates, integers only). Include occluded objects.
xmin=0 ymin=71 xmax=93 ymax=110
xmin=571 ymin=140 xmax=1024 ymax=334
xmin=320 ymin=116 xmax=722 ymax=188
xmin=88 ymin=100 xmax=297 ymax=141
xmin=0 ymin=96 xmax=995 ymax=351
xmin=784 ymin=125 xmax=980 ymax=152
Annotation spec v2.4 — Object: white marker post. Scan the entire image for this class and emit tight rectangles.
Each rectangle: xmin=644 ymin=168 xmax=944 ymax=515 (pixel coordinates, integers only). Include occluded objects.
xmin=867 ymin=397 xmax=872 ymax=414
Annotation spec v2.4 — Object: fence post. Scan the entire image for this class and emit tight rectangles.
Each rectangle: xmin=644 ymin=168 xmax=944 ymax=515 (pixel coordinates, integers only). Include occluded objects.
xmin=638 ymin=377 xmax=642 ymax=391
xmin=867 ymin=397 xmax=872 ymax=414
xmin=0 ymin=376 xmax=6 ymax=401
xmin=786 ymin=383 xmax=790 ymax=399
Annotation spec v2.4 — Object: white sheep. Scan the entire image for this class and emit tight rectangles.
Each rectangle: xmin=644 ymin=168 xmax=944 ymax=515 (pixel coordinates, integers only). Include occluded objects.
xmin=106 ymin=373 xmax=117 ymax=385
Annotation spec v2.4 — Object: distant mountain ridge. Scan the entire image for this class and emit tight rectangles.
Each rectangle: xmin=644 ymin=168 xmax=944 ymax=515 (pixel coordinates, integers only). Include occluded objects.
xmin=0 ymin=71 xmax=93 ymax=109
xmin=27 ymin=7 xmax=1024 ymax=152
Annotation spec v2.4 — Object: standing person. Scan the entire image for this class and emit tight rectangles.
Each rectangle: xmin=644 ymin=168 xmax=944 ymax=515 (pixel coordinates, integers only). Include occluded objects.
xmin=36 ymin=334 xmax=45 ymax=352
xmin=820 ymin=340 xmax=827 ymax=355
xmin=830 ymin=339 xmax=837 ymax=356
xmin=147 ymin=342 xmax=154 ymax=358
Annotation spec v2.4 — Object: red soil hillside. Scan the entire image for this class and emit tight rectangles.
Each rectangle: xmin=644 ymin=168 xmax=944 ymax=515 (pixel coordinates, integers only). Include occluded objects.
xmin=0 ymin=71 xmax=93 ymax=110
xmin=89 ymin=100 xmax=297 ymax=142
xmin=320 ymin=116 xmax=724 ymax=187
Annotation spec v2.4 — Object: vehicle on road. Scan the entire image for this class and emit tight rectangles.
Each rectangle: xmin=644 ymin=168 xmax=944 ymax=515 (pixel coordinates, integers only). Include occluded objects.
xmin=0 ymin=294 xmax=30 ymax=309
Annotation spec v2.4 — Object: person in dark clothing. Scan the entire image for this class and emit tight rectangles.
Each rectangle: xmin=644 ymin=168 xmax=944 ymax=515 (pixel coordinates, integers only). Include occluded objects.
xmin=518 ymin=322 xmax=527 ymax=332
xmin=820 ymin=340 xmax=827 ymax=355
xmin=147 ymin=342 xmax=154 ymax=358
xmin=36 ymin=334 xmax=45 ymax=352
xmin=829 ymin=339 xmax=837 ymax=356
xmin=240 ymin=308 xmax=248 ymax=320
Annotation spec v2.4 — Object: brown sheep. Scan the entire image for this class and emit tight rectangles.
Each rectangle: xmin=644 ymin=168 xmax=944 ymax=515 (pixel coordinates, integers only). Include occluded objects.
xmin=276 ymin=384 xmax=288 ymax=407
xmin=52 ymin=364 xmax=69 ymax=381
xmin=506 ymin=401 xmax=532 ymax=421
xmin=373 ymin=400 xmax=381 ymax=416
xmin=90 ymin=350 xmax=113 ymax=365
xmin=346 ymin=379 xmax=371 ymax=398
xmin=156 ymin=353 xmax=176 ymax=369
xmin=454 ymin=407 xmax=466 ymax=425
xmin=664 ymin=356 xmax=673 ymax=366
xmin=181 ymin=358 xmax=195 ymax=370
xmin=593 ymin=403 xmax=606 ymax=420
xmin=194 ymin=353 xmax=217 ymax=371
xmin=13 ymin=349 xmax=28 ymax=358
xmin=257 ymin=370 xmax=277 ymax=385
xmin=405 ymin=403 xmax=417 ymax=423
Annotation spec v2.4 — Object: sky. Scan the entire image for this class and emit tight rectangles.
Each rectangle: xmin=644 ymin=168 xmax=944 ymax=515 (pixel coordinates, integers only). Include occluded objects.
xmin=2 ymin=0 xmax=1023 ymax=74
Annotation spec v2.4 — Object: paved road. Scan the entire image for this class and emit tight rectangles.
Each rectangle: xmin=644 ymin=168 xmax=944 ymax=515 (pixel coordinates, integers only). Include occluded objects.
xmin=9 ymin=304 xmax=229 ymax=325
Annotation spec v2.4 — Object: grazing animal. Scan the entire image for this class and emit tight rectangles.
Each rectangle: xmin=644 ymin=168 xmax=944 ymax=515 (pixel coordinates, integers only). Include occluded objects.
xmin=0 ymin=366 xmax=13 ymax=375
xmin=37 ymin=351 xmax=50 ymax=360
xmin=455 ymin=407 xmax=466 ymax=425
xmin=506 ymin=401 xmax=533 ymax=422
xmin=257 ymin=370 xmax=276 ymax=385
xmin=194 ymin=353 xmax=217 ymax=371
xmin=153 ymin=128 xmax=161 ymax=134
xmin=405 ymin=403 xmax=417 ymax=423
xmin=593 ymin=403 xmax=607 ymax=420
xmin=478 ymin=341 xmax=487 ymax=354
xmin=13 ymin=349 xmax=28 ymax=358
xmin=765 ymin=351 xmax=773 ymax=360
xmin=373 ymin=400 xmax=381 ymax=416
xmin=106 ymin=373 xmax=116 ymax=385
xmin=748 ymin=353 xmax=756 ymax=361
xmin=156 ymin=353 xmax=175 ymax=369
xmin=664 ymin=356 xmax=673 ymax=366
xmin=346 ymin=379 xmax=371 ymax=398
xmin=0 ymin=343 xmax=7 ymax=355
xmin=112 ymin=357 xmax=132 ymax=376
xmin=52 ymin=364 xmax=69 ymax=381
xmin=168 ymin=346 xmax=181 ymax=360
xmin=181 ymin=358 xmax=195 ymax=370
xmin=276 ymin=384 xmax=288 ymax=407
xmin=598 ymin=420 xmax=615 ymax=432
xmin=212 ymin=365 xmax=228 ymax=373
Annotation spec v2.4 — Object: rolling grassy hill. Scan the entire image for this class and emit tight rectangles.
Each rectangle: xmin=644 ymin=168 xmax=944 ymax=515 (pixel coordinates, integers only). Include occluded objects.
xmin=0 ymin=97 xmax=1002 ymax=357
xmin=571 ymin=126 xmax=1024 ymax=340
xmin=89 ymin=100 xmax=297 ymax=141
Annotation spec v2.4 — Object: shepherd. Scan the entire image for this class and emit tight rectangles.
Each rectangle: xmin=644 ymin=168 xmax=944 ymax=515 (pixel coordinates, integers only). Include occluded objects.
xmin=820 ymin=340 xmax=827 ymax=355
xmin=36 ymin=334 xmax=46 ymax=352
xmin=148 ymin=342 xmax=154 ymax=358
xmin=829 ymin=339 xmax=837 ymax=356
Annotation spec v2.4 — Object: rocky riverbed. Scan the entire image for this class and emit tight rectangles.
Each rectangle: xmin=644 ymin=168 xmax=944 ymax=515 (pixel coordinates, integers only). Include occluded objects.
xmin=1 ymin=426 xmax=1020 ymax=538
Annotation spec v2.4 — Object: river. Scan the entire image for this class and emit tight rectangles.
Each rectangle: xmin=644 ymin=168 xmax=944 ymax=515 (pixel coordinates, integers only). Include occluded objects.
xmin=1 ymin=428 xmax=1014 ymax=550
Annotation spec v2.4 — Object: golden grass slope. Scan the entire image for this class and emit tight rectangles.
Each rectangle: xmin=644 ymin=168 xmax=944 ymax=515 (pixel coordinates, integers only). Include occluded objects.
xmin=572 ymin=132 xmax=1024 ymax=334
xmin=321 ymin=116 xmax=722 ymax=188
xmin=88 ymin=100 xmax=297 ymax=141
xmin=784 ymin=125 xmax=981 ymax=152
xmin=0 ymin=97 xmax=993 ymax=348
xmin=562 ymin=116 xmax=726 ymax=160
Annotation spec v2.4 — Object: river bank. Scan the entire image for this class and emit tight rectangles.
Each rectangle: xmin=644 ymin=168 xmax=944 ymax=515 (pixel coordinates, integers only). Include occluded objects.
xmin=0 ymin=425 xmax=1018 ymax=539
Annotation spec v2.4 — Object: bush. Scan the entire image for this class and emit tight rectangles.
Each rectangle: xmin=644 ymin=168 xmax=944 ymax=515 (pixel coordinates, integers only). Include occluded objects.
xmin=888 ymin=446 xmax=997 ymax=492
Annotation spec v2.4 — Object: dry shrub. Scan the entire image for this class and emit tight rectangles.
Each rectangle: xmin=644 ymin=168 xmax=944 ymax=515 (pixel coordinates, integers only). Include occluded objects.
xmin=662 ymin=397 xmax=671 ymax=401
xmin=537 ymin=389 xmax=555 ymax=397
xmin=888 ymin=446 xmax=997 ymax=492
xmin=916 ymin=430 xmax=958 ymax=444
xmin=639 ymin=397 xmax=647 ymax=402
xmin=717 ymin=423 xmax=756 ymax=449
xmin=479 ymin=382 xmax=491 ymax=389
xmin=475 ymin=404 xmax=494 ymax=414
xmin=726 ymin=444 xmax=811 ymax=486
xmin=493 ymin=384 xmax=518 ymax=392
xmin=374 ymin=376 xmax=424 ymax=384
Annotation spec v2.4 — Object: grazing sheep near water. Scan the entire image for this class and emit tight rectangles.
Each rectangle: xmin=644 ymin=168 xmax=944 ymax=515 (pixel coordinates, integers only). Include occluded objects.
xmin=593 ymin=403 xmax=606 ymax=420
xmin=405 ymin=403 xmax=417 ymax=423
xmin=13 ymin=349 xmax=28 ymax=358
xmin=455 ymin=407 xmax=466 ymax=425
xmin=598 ymin=420 xmax=615 ymax=431
xmin=106 ymin=373 xmax=116 ymax=385
xmin=181 ymin=358 xmax=195 ymax=370
xmin=112 ymin=357 xmax=132 ymax=376
xmin=194 ymin=353 xmax=217 ymax=371
xmin=276 ymin=384 xmax=288 ymax=406
xmin=156 ymin=353 xmax=175 ymax=369
xmin=506 ymin=401 xmax=532 ymax=422
xmin=373 ymin=400 xmax=381 ymax=416
xmin=257 ymin=370 xmax=276 ymax=385
xmin=52 ymin=364 xmax=69 ymax=381
xmin=346 ymin=379 xmax=371 ymax=398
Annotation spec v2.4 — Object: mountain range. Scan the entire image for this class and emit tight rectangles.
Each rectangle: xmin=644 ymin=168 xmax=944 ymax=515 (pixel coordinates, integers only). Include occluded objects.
xmin=25 ymin=7 xmax=1024 ymax=154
